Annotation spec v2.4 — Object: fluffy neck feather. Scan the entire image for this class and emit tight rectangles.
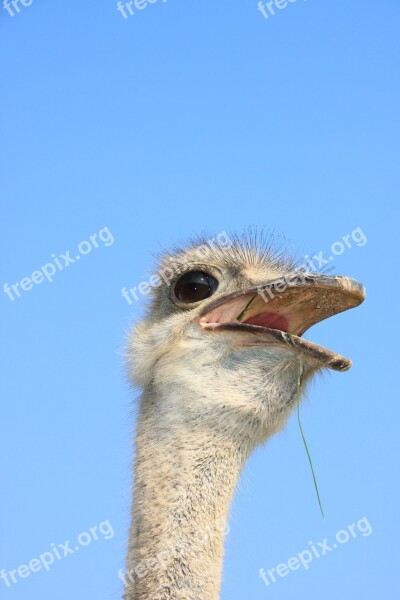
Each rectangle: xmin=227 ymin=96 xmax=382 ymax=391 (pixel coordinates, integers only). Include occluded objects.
xmin=125 ymin=384 xmax=252 ymax=600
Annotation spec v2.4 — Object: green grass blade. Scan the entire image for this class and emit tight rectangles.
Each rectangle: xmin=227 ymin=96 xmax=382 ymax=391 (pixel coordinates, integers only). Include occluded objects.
xmin=236 ymin=294 xmax=257 ymax=322
xmin=296 ymin=364 xmax=324 ymax=518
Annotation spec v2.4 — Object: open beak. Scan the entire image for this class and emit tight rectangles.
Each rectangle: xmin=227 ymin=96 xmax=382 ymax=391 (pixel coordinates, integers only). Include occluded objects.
xmin=199 ymin=274 xmax=365 ymax=372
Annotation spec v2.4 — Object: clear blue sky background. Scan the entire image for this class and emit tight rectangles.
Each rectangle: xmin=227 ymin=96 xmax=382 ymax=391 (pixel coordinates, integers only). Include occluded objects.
xmin=1 ymin=1 xmax=399 ymax=598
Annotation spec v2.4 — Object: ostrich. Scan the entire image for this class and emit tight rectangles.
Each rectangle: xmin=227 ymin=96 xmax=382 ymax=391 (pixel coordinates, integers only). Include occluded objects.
xmin=124 ymin=233 xmax=365 ymax=600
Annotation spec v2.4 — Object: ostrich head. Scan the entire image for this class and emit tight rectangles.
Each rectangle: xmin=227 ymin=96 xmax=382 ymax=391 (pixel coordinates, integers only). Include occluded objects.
xmin=124 ymin=233 xmax=365 ymax=600
xmin=128 ymin=233 xmax=365 ymax=447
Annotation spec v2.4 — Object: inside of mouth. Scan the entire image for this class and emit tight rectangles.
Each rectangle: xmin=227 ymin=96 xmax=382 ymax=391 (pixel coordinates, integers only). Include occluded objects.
xmin=243 ymin=312 xmax=290 ymax=332
xmin=199 ymin=292 xmax=306 ymax=336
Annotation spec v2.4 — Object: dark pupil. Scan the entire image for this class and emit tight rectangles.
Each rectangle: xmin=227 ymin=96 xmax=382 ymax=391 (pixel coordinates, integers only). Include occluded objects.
xmin=175 ymin=271 xmax=218 ymax=303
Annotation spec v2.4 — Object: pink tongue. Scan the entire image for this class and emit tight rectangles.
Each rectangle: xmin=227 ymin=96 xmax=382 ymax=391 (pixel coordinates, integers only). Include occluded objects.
xmin=243 ymin=312 xmax=289 ymax=332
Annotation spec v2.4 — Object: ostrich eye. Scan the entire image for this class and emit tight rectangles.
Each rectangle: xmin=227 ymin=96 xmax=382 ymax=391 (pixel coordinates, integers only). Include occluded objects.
xmin=174 ymin=271 xmax=219 ymax=303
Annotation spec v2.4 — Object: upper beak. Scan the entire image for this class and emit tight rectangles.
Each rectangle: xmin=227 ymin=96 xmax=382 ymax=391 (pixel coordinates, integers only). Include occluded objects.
xmin=199 ymin=274 xmax=366 ymax=372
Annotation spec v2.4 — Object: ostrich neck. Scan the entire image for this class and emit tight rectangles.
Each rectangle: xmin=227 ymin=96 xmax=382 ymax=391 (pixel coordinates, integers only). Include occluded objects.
xmin=125 ymin=385 xmax=250 ymax=600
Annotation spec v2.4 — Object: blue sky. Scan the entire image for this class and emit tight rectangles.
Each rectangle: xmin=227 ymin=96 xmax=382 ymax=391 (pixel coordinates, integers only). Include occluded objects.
xmin=0 ymin=0 xmax=399 ymax=598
